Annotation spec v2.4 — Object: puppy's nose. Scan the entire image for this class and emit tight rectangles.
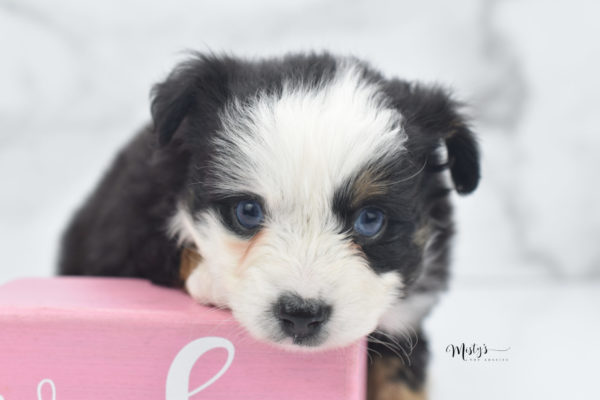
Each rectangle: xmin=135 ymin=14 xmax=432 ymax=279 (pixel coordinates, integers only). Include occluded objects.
xmin=274 ymin=293 xmax=331 ymax=340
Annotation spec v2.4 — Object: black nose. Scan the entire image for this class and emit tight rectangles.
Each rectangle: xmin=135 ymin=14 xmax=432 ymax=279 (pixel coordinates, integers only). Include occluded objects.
xmin=274 ymin=294 xmax=331 ymax=341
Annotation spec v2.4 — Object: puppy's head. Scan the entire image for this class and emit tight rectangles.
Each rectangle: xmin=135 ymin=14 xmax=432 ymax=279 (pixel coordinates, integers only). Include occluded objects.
xmin=152 ymin=53 xmax=479 ymax=350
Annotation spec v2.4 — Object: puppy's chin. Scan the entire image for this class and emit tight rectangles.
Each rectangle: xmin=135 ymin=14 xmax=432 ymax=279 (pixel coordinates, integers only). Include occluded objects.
xmin=233 ymin=320 xmax=363 ymax=353
xmin=269 ymin=337 xmax=338 ymax=353
xmin=268 ymin=332 xmax=371 ymax=352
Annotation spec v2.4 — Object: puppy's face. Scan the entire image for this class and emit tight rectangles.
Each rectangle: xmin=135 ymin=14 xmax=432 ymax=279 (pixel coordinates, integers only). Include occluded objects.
xmin=153 ymin=54 xmax=479 ymax=350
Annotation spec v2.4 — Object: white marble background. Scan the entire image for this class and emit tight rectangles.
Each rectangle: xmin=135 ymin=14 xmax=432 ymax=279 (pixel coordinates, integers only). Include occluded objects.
xmin=1 ymin=0 xmax=599 ymax=398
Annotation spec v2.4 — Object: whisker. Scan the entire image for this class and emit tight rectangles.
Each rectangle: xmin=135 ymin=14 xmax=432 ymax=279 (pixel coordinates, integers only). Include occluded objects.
xmin=386 ymin=158 xmax=429 ymax=186
xmin=371 ymin=329 xmax=416 ymax=367
xmin=367 ymin=334 xmax=409 ymax=366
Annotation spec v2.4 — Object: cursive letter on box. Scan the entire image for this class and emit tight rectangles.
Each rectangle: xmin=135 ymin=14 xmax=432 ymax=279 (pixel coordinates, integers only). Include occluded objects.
xmin=165 ymin=337 xmax=235 ymax=400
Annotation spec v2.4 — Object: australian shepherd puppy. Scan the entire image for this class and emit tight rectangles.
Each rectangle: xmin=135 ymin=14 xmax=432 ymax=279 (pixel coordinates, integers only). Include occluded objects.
xmin=59 ymin=52 xmax=480 ymax=399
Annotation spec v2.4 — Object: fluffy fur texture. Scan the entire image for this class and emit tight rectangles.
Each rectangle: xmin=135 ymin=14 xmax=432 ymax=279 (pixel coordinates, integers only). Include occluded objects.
xmin=59 ymin=52 xmax=480 ymax=394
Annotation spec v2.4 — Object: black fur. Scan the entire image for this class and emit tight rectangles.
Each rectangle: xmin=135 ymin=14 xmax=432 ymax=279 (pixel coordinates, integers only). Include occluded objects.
xmin=59 ymin=130 xmax=190 ymax=286
xmin=59 ymin=52 xmax=480 ymax=392
xmin=383 ymin=80 xmax=480 ymax=194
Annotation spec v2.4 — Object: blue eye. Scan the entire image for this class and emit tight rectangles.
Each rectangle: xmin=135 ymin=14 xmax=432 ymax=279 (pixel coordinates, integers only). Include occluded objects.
xmin=354 ymin=207 xmax=385 ymax=237
xmin=235 ymin=200 xmax=264 ymax=229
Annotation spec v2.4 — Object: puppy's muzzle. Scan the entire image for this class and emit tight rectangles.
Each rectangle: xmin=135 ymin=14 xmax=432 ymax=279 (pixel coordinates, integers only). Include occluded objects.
xmin=274 ymin=293 xmax=332 ymax=343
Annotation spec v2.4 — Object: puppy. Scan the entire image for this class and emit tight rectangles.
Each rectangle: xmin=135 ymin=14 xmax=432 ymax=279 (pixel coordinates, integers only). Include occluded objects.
xmin=59 ymin=52 xmax=479 ymax=399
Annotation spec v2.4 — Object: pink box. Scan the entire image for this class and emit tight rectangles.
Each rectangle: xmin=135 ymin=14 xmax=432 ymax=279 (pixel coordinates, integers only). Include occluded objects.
xmin=0 ymin=278 xmax=366 ymax=400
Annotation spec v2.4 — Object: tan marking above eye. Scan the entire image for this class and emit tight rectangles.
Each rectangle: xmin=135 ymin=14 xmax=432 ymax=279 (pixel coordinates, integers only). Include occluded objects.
xmin=412 ymin=225 xmax=431 ymax=248
xmin=351 ymin=168 xmax=389 ymax=208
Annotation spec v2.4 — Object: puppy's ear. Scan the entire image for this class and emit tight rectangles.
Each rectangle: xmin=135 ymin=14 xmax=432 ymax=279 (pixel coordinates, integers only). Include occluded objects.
xmin=386 ymin=81 xmax=481 ymax=194
xmin=150 ymin=54 xmax=230 ymax=146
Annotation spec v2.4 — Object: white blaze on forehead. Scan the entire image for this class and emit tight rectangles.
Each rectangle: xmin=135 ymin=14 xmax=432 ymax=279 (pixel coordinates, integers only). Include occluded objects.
xmin=211 ymin=64 xmax=406 ymax=211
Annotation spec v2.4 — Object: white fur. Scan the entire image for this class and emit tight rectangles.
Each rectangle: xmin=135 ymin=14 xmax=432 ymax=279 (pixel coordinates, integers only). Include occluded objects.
xmin=172 ymin=64 xmax=409 ymax=349
xmin=377 ymin=292 xmax=439 ymax=334
xmin=168 ymin=204 xmax=204 ymax=247
xmin=377 ymin=221 xmax=448 ymax=335
xmin=183 ymin=211 xmax=241 ymax=309
xmin=209 ymin=63 xmax=406 ymax=200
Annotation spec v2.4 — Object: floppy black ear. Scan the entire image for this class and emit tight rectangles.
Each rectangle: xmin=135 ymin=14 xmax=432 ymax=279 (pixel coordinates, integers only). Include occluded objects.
xmin=150 ymin=54 xmax=230 ymax=146
xmin=386 ymin=81 xmax=481 ymax=194
xmin=444 ymin=122 xmax=479 ymax=194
